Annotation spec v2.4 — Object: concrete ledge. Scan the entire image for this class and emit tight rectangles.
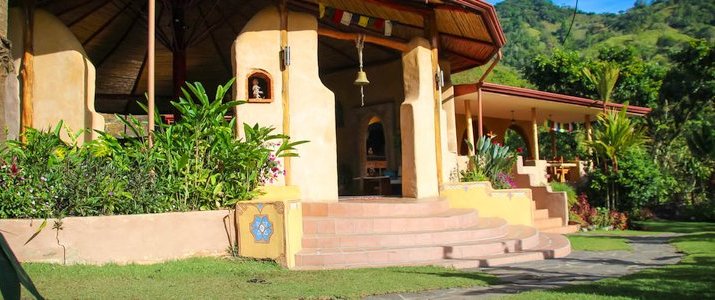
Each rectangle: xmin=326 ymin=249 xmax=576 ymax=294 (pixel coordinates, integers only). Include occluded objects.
xmin=0 ymin=210 xmax=233 ymax=265
xmin=441 ymin=182 xmax=534 ymax=226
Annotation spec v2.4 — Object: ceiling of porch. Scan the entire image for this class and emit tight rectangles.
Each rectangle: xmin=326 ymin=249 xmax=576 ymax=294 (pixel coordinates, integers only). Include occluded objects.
xmin=454 ymin=83 xmax=651 ymax=124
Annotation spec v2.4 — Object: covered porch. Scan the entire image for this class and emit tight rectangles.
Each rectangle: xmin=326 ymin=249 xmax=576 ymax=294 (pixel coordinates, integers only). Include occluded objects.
xmin=453 ymin=82 xmax=651 ymax=184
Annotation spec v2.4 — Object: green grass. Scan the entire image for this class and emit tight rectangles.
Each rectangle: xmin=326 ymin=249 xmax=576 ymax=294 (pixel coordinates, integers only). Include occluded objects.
xmin=511 ymin=220 xmax=715 ymax=299
xmin=567 ymin=228 xmax=666 ymax=251
xmin=568 ymin=235 xmax=632 ymax=251
xmin=21 ymin=258 xmax=497 ymax=299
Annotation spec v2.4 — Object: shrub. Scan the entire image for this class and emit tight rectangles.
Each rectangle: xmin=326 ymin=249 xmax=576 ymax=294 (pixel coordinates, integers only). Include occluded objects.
xmin=571 ymin=193 xmax=598 ymax=226
xmin=462 ymin=136 xmax=517 ymax=189
xmin=550 ymin=182 xmax=577 ymax=208
xmin=586 ymin=147 xmax=673 ymax=212
xmin=569 ymin=193 xmax=629 ymax=230
xmin=0 ymin=80 xmax=306 ymax=219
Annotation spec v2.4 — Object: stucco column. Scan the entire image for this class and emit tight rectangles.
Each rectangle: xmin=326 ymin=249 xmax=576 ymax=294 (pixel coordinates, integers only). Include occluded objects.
xmin=400 ymin=37 xmax=439 ymax=198
xmin=584 ymin=114 xmax=592 ymax=142
xmin=531 ymin=107 xmax=540 ymax=160
xmin=477 ymin=85 xmax=483 ymax=138
xmin=465 ymin=100 xmax=475 ymax=155
xmin=234 ymin=8 xmax=337 ymax=201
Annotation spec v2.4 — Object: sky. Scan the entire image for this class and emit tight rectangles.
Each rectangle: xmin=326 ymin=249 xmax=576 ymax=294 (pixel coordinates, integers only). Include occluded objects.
xmin=487 ymin=0 xmax=637 ymax=14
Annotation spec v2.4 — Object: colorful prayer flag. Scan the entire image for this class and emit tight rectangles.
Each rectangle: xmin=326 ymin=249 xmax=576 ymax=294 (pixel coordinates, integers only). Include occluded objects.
xmin=384 ymin=20 xmax=393 ymax=36
xmin=340 ymin=11 xmax=353 ymax=26
xmin=332 ymin=9 xmax=344 ymax=24
xmin=358 ymin=15 xmax=369 ymax=27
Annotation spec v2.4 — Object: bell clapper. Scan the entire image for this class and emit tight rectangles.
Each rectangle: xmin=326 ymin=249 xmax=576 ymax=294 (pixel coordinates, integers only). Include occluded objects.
xmin=354 ymin=34 xmax=370 ymax=107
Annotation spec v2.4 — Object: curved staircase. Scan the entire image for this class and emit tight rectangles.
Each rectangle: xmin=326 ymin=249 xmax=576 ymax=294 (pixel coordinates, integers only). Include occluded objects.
xmin=297 ymin=197 xmax=570 ymax=270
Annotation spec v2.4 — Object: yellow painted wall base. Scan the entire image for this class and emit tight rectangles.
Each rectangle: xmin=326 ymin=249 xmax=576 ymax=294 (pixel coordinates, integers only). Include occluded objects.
xmin=236 ymin=186 xmax=302 ymax=268
xmin=441 ymin=182 xmax=534 ymax=226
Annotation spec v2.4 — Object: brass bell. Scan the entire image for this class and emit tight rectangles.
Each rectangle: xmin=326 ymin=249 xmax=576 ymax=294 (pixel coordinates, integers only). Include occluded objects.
xmin=354 ymin=70 xmax=370 ymax=86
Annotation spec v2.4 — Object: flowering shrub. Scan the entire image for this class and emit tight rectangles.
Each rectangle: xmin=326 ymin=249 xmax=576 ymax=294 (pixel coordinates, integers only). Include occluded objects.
xmin=569 ymin=193 xmax=629 ymax=230
xmin=461 ymin=136 xmax=517 ymax=189
xmin=492 ymin=173 xmax=516 ymax=189
xmin=0 ymin=80 xmax=306 ymax=219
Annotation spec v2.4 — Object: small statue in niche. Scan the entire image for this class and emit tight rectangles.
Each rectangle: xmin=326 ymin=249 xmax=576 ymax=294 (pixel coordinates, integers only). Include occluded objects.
xmin=251 ymin=78 xmax=264 ymax=99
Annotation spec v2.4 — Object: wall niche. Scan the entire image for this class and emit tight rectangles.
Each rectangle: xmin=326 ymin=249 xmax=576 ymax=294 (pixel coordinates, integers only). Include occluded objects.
xmin=247 ymin=70 xmax=273 ymax=103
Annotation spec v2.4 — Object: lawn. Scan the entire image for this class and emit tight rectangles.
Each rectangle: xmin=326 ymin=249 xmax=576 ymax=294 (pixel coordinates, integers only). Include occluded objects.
xmin=567 ymin=228 xmax=664 ymax=251
xmin=20 ymin=258 xmax=497 ymax=299
xmin=511 ymin=220 xmax=715 ymax=299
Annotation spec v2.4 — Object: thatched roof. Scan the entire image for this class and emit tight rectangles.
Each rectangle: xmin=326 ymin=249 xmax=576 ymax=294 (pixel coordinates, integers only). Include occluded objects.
xmin=21 ymin=0 xmax=504 ymax=113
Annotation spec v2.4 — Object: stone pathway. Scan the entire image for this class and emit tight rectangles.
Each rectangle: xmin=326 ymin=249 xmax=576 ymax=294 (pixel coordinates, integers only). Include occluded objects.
xmin=367 ymin=234 xmax=684 ymax=299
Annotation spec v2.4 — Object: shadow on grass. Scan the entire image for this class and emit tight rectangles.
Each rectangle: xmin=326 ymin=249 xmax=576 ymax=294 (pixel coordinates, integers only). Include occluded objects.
xmin=542 ymin=257 xmax=715 ymax=300
xmin=396 ymin=269 xmax=502 ymax=285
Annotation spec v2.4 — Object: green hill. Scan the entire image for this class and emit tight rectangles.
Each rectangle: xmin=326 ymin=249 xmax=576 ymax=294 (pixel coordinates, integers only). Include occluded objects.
xmin=454 ymin=0 xmax=715 ymax=86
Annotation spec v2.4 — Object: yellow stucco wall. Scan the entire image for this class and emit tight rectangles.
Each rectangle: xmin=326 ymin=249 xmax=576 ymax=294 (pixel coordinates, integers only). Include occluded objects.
xmin=237 ymin=186 xmax=302 ymax=268
xmin=233 ymin=7 xmax=337 ymax=202
xmin=8 ymin=8 xmax=104 ymax=143
xmin=441 ymin=182 xmax=534 ymax=226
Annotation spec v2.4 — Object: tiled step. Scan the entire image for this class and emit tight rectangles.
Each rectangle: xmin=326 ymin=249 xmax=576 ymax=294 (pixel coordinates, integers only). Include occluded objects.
xmin=302 ymin=217 xmax=509 ymax=249
xmin=440 ymin=232 xmax=571 ymax=268
xmin=534 ymin=217 xmax=563 ymax=230
xmin=295 ymin=225 xmax=540 ymax=269
xmin=534 ymin=208 xmax=550 ymax=220
xmin=303 ymin=208 xmax=478 ymax=235
xmin=303 ymin=197 xmax=449 ymax=218
xmin=540 ymin=224 xmax=580 ymax=235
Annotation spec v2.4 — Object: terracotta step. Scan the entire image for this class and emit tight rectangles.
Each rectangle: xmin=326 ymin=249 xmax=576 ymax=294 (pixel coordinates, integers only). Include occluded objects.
xmin=440 ymin=232 xmax=571 ymax=268
xmin=302 ymin=217 xmax=508 ymax=249
xmin=303 ymin=197 xmax=449 ymax=218
xmin=539 ymin=224 xmax=580 ymax=235
xmin=534 ymin=217 xmax=563 ymax=230
xmin=295 ymin=225 xmax=540 ymax=269
xmin=534 ymin=208 xmax=550 ymax=220
xmin=303 ymin=208 xmax=478 ymax=235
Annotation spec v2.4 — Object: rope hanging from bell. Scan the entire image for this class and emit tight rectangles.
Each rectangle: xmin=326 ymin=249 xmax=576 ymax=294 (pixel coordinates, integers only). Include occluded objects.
xmin=354 ymin=34 xmax=369 ymax=107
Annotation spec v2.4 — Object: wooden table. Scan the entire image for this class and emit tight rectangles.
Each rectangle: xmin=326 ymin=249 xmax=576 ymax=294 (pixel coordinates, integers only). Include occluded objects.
xmin=546 ymin=162 xmax=578 ymax=183
xmin=353 ymin=176 xmax=392 ymax=195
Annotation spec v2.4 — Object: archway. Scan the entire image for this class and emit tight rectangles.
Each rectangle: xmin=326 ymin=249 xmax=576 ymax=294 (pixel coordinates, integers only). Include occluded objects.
xmin=504 ymin=124 xmax=531 ymax=159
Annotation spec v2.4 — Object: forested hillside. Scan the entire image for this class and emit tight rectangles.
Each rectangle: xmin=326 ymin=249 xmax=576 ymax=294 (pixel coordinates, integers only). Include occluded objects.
xmin=453 ymin=0 xmax=715 ymax=85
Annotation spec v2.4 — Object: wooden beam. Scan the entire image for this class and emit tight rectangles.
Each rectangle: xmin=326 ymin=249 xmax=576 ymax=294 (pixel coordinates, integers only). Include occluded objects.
xmin=20 ymin=0 xmax=36 ymax=142
xmin=279 ymin=0 xmax=291 ymax=184
xmin=82 ymin=0 xmax=133 ymax=46
xmin=147 ymin=0 xmax=155 ymax=146
xmin=426 ymin=11 xmax=443 ymax=186
xmin=198 ymin=5 xmax=232 ymax=75
xmin=317 ymin=27 xmax=409 ymax=52
xmin=67 ymin=0 xmax=112 ymax=27
xmin=465 ymin=100 xmax=474 ymax=156
xmin=531 ymin=107 xmax=540 ymax=161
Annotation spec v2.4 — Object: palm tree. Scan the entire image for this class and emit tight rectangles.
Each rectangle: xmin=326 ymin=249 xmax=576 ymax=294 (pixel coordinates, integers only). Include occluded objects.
xmin=583 ymin=63 xmax=620 ymax=112
xmin=587 ymin=106 xmax=647 ymax=210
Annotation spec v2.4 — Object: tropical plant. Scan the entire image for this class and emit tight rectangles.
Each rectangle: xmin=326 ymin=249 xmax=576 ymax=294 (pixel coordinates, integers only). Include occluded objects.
xmin=583 ymin=62 xmax=620 ymax=112
xmin=586 ymin=106 xmax=648 ymax=210
xmin=461 ymin=136 xmax=517 ymax=189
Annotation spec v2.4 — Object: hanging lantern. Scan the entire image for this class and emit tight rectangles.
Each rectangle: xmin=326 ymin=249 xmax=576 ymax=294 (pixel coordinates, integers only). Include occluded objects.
xmin=354 ymin=34 xmax=369 ymax=106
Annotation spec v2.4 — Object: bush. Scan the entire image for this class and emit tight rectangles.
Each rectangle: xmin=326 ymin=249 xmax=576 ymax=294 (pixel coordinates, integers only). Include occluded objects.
xmin=587 ymin=147 xmax=673 ymax=212
xmin=550 ymin=182 xmax=577 ymax=208
xmin=461 ymin=136 xmax=517 ymax=189
xmin=569 ymin=193 xmax=629 ymax=230
xmin=0 ymin=80 xmax=305 ymax=219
